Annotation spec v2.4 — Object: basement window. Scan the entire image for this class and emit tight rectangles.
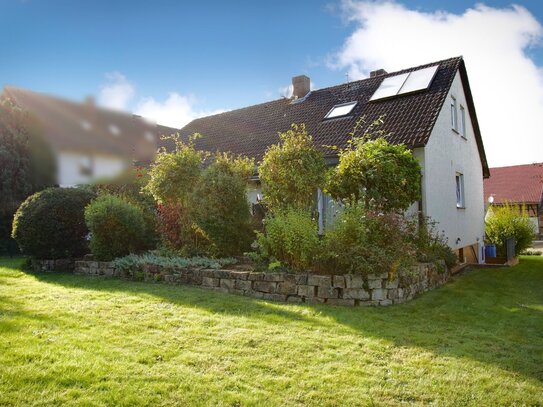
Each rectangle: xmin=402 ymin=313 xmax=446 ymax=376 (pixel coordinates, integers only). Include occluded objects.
xmin=324 ymin=101 xmax=357 ymax=119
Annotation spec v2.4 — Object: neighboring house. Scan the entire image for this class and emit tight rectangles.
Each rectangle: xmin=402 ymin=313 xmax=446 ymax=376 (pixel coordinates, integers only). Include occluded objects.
xmin=172 ymin=56 xmax=490 ymax=264
xmin=483 ymin=163 xmax=543 ymax=237
xmin=2 ymin=86 xmax=161 ymax=187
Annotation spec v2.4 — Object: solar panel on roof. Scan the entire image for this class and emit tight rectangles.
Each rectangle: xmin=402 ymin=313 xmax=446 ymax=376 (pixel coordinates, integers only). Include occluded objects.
xmin=398 ymin=65 xmax=438 ymax=95
xmin=370 ymin=65 xmax=439 ymax=101
xmin=369 ymin=73 xmax=408 ymax=101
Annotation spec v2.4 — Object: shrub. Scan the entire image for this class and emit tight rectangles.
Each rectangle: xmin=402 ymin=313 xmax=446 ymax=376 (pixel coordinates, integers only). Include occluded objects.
xmin=414 ymin=217 xmax=458 ymax=269
xmin=144 ymin=134 xmax=205 ymax=205
xmin=112 ymin=252 xmax=237 ymax=274
xmin=259 ymin=123 xmax=326 ymax=211
xmin=325 ymin=118 xmax=421 ymax=211
xmin=91 ymin=166 xmax=159 ymax=250
xmin=485 ymin=204 xmax=535 ymax=256
xmin=190 ymin=155 xmax=255 ymax=256
xmin=256 ymin=209 xmax=320 ymax=271
xmin=85 ymin=194 xmax=151 ymax=261
xmin=12 ymin=187 xmax=95 ymax=259
xmin=320 ymin=205 xmax=417 ymax=275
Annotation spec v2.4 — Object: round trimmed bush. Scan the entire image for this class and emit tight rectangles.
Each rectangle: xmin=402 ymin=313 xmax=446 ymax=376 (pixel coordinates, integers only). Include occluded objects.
xmin=85 ymin=194 xmax=149 ymax=261
xmin=11 ymin=187 xmax=95 ymax=259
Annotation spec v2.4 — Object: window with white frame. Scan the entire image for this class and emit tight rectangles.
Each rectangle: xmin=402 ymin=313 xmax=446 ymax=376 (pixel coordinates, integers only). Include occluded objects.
xmin=455 ymin=173 xmax=465 ymax=208
xmin=459 ymin=105 xmax=466 ymax=137
xmin=451 ymin=96 xmax=458 ymax=131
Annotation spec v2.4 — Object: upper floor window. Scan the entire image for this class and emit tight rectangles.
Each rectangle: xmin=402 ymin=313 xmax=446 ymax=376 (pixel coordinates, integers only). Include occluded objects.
xmin=456 ymin=173 xmax=465 ymax=208
xmin=451 ymin=96 xmax=458 ymax=131
xmin=459 ymin=105 xmax=466 ymax=137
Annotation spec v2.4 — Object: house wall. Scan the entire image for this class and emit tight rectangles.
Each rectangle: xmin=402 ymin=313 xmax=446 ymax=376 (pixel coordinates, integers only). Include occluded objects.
xmin=422 ymin=72 xmax=485 ymax=259
xmin=57 ymin=151 xmax=129 ymax=187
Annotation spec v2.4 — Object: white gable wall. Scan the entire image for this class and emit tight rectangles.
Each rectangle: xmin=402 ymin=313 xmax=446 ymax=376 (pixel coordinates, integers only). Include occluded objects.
xmin=422 ymin=72 xmax=485 ymax=253
xmin=57 ymin=151 xmax=128 ymax=187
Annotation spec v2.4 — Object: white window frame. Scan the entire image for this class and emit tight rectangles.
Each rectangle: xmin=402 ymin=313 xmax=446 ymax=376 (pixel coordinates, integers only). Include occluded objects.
xmin=451 ymin=96 xmax=458 ymax=132
xmin=455 ymin=173 xmax=465 ymax=209
xmin=323 ymin=101 xmax=357 ymax=119
xmin=459 ymin=104 xmax=466 ymax=138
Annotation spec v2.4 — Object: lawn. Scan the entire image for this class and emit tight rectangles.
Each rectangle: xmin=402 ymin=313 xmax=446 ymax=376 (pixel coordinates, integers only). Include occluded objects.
xmin=0 ymin=257 xmax=542 ymax=406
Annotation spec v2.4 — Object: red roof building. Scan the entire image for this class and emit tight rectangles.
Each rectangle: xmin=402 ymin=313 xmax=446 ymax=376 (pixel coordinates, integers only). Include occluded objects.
xmin=483 ymin=163 xmax=543 ymax=236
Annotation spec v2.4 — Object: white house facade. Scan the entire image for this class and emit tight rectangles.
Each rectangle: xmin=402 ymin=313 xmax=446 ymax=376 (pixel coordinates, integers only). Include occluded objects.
xmin=174 ymin=56 xmax=490 ymax=264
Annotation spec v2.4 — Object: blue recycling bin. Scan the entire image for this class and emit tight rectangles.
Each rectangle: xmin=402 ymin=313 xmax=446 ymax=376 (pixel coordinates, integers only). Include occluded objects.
xmin=485 ymin=244 xmax=497 ymax=258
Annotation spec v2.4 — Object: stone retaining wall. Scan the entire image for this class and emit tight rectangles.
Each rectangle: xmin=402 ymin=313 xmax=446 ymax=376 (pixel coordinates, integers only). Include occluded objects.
xmin=33 ymin=258 xmax=76 ymax=273
xmin=74 ymin=260 xmax=449 ymax=307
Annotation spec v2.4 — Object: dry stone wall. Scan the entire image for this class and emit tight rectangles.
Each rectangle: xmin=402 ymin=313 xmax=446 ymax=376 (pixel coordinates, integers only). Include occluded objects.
xmin=74 ymin=260 xmax=449 ymax=307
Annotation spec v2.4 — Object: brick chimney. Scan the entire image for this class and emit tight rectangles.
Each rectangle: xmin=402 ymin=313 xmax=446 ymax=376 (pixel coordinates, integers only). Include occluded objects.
xmin=370 ymin=69 xmax=388 ymax=78
xmin=292 ymin=75 xmax=310 ymax=99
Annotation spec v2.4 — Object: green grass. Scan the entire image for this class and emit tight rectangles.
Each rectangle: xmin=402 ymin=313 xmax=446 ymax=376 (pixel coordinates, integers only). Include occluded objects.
xmin=0 ymin=257 xmax=542 ymax=406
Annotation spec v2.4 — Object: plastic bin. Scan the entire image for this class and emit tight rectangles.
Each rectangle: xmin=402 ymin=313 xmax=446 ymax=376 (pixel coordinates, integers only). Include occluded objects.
xmin=485 ymin=244 xmax=497 ymax=258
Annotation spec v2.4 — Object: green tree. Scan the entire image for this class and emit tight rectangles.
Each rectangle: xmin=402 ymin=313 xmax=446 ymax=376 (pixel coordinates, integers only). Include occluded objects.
xmin=0 ymin=97 xmax=56 ymax=254
xmin=190 ymin=153 xmax=255 ymax=256
xmin=485 ymin=203 xmax=535 ymax=256
xmin=259 ymin=123 xmax=326 ymax=212
xmin=325 ymin=118 xmax=421 ymax=211
xmin=144 ymin=134 xmax=206 ymax=205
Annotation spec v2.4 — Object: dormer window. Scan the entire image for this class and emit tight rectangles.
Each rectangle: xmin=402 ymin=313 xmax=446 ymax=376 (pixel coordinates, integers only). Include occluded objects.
xmin=324 ymin=101 xmax=357 ymax=119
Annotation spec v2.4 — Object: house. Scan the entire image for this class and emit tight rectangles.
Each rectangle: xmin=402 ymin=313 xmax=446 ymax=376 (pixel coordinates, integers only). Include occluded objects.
xmin=2 ymin=86 xmax=161 ymax=187
xmin=171 ymin=56 xmax=490 ymax=264
xmin=483 ymin=163 xmax=543 ymax=237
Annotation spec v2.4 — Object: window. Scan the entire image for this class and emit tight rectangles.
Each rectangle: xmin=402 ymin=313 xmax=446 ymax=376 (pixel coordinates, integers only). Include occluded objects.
xmin=324 ymin=101 xmax=357 ymax=119
xmin=455 ymin=173 xmax=465 ymax=208
xmin=459 ymin=105 xmax=466 ymax=137
xmin=451 ymin=96 xmax=458 ymax=131
xmin=108 ymin=124 xmax=121 ymax=137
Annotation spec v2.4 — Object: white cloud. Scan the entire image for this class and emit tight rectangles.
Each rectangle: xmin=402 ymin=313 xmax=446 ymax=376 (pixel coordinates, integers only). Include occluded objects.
xmin=135 ymin=92 xmax=226 ymax=129
xmin=333 ymin=1 xmax=543 ymax=167
xmin=97 ymin=73 xmax=225 ymax=129
xmin=98 ymin=72 xmax=135 ymax=110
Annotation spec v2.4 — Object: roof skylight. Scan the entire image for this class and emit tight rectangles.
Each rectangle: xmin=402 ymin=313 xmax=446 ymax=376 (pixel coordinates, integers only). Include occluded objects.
xmin=109 ymin=124 xmax=121 ymax=136
xmin=370 ymin=65 xmax=439 ymax=101
xmin=324 ymin=101 xmax=357 ymax=119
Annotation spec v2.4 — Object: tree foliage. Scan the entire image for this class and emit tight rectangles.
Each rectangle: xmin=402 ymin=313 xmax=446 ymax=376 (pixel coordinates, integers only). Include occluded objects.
xmin=485 ymin=203 xmax=535 ymax=256
xmin=0 ymin=97 xmax=56 ymax=254
xmin=259 ymin=124 xmax=326 ymax=212
xmin=325 ymin=118 xmax=421 ymax=211
xmin=144 ymin=134 xmax=206 ymax=205
xmin=190 ymin=154 xmax=255 ymax=256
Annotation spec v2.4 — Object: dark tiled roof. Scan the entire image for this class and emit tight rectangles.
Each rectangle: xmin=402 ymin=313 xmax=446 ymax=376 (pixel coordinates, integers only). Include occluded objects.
xmin=484 ymin=163 xmax=543 ymax=205
xmin=171 ymin=56 xmax=489 ymax=176
xmin=3 ymin=86 xmax=157 ymax=162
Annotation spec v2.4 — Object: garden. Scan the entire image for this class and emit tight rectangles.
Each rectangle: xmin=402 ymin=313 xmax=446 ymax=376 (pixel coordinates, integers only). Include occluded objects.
xmin=10 ymin=118 xmax=459 ymax=302
xmin=1 ymin=103 xmax=542 ymax=405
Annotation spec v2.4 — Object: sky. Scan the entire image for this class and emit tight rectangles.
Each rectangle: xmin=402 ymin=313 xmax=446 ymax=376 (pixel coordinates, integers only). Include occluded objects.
xmin=0 ymin=0 xmax=542 ymax=167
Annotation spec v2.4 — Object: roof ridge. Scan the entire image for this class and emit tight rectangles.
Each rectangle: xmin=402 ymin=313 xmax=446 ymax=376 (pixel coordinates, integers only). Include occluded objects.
xmin=490 ymin=162 xmax=543 ymax=169
xmin=314 ymin=56 xmax=463 ymax=93
xmin=186 ymin=56 xmax=464 ymax=126
xmin=4 ymin=85 xmax=146 ymax=121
